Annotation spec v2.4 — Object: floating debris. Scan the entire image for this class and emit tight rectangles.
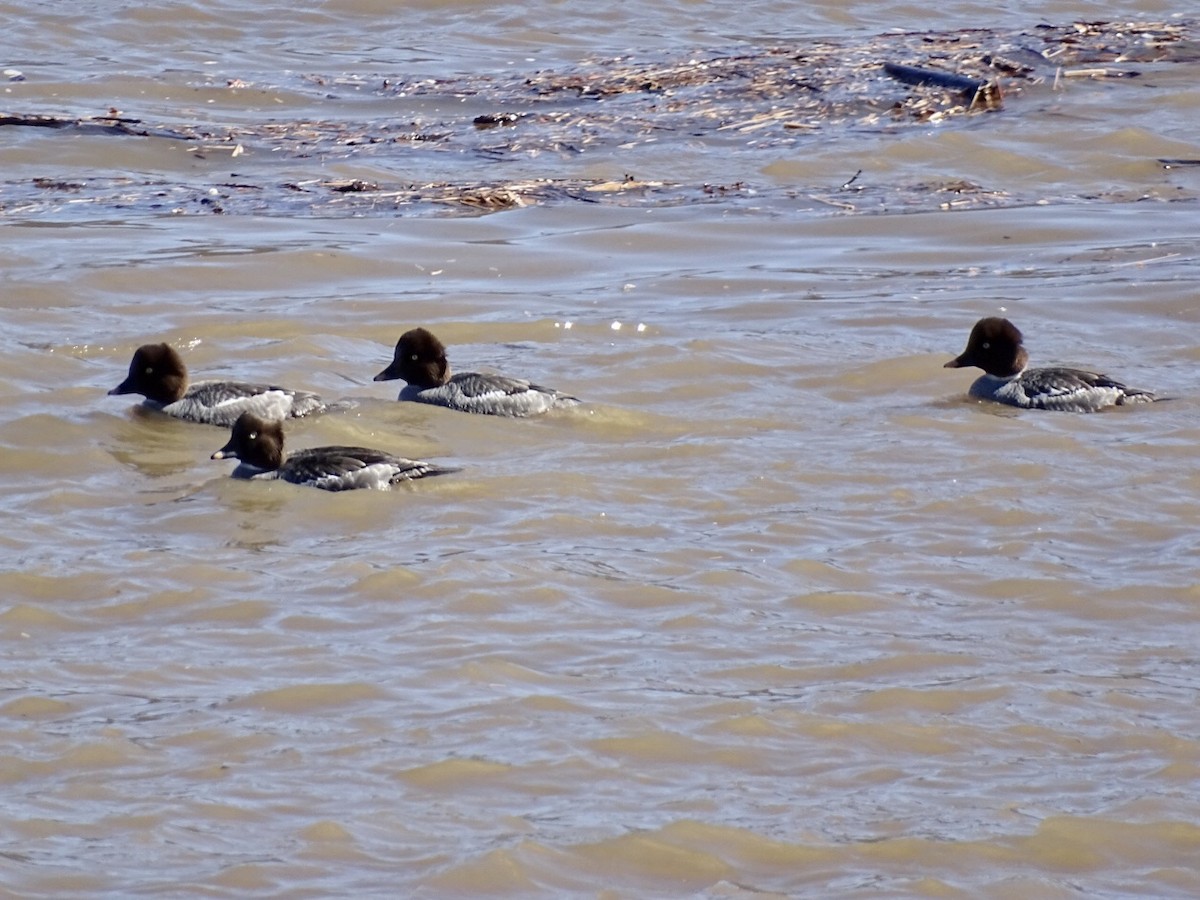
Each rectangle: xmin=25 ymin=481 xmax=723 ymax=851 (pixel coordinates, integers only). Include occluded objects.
xmin=32 ymin=177 xmax=84 ymax=191
xmin=0 ymin=19 xmax=1195 ymax=218
xmin=0 ymin=112 xmax=191 ymax=139
xmin=473 ymin=112 xmax=523 ymax=129
xmin=327 ymin=179 xmax=381 ymax=193
xmin=882 ymin=62 xmax=1002 ymax=110
xmin=1059 ymin=66 xmax=1141 ymax=78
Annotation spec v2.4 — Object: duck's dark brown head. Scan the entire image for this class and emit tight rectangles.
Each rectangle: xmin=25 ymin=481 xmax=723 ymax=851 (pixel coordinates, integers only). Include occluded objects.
xmin=109 ymin=343 xmax=189 ymax=403
xmin=944 ymin=317 xmax=1028 ymax=377
xmin=373 ymin=327 xmax=451 ymax=388
xmin=211 ymin=412 xmax=285 ymax=471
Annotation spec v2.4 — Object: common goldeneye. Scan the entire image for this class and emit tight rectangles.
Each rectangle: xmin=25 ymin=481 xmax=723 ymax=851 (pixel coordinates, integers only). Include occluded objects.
xmin=109 ymin=343 xmax=327 ymax=426
xmin=210 ymin=412 xmax=458 ymax=491
xmin=373 ymin=327 xmax=580 ymax=417
xmin=944 ymin=317 xmax=1157 ymax=412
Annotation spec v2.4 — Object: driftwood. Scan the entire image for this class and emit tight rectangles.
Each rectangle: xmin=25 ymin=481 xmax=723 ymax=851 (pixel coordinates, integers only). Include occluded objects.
xmin=882 ymin=62 xmax=1002 ymax=110
xmin=0 ymin=112 xmax=192 ymax=139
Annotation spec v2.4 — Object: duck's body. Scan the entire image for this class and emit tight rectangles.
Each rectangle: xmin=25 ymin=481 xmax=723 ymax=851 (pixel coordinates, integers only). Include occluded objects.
xmin=396 ymin=372 xmax=578 ymax=417
xmin=211 ymin=413 xmax=457 ymax=491
xmin=374 ymin=328 xmax=580 ymax=417
xmin=110 ymin=343 xmax=326 ymax=426
xmin=962 ymin=367 xmax=1154 ymax=412
xmin=945 ymin=318 xmax=1156 ymax=412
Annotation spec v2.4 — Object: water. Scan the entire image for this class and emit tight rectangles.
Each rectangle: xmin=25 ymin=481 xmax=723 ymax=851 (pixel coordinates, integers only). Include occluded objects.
xmin=2 ymin=2 xmax=1199 ymax=896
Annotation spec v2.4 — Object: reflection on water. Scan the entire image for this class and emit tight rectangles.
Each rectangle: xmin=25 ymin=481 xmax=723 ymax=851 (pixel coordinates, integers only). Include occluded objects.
xmin=1 ymin=1 xmax=1199 ymax=897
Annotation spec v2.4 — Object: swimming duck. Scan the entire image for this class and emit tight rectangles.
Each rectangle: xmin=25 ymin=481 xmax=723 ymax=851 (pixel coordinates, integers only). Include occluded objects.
xmin=944 ymin=317 xmax=1156 ymax=412
xmin=373 ymin=327 xmax=580 ymax=417
xmin=210 ymin=412 xmax=458 ymax=491
xmin=110 ymin=343 xmax=327 ymax=426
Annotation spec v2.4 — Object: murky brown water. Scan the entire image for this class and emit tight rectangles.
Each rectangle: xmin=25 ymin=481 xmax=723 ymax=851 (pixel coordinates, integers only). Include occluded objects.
xmin=3 ymin=1 xmax=1200 ymax=896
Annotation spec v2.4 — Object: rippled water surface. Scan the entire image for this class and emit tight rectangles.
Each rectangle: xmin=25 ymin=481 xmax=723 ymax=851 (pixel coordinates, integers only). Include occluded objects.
xmin=2 ymin=1 xmax=1200 ymax=896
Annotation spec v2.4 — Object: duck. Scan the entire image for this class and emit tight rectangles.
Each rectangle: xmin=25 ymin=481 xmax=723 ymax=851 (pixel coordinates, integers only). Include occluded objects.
xmin=109 ymin=343 xmax=327 ymax=426
xmin=944 ymin=317 xmax=1157 ymax=412
xmin=373 ymin=327 xmax=580 ymax=417
xmin=210 ymin=412 xmax=458 ymax=491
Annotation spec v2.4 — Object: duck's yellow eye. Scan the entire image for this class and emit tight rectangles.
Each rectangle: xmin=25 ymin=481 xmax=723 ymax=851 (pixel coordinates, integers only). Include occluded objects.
xmin=981 ymin=342 xmax=990 ymax=350
xmin=145 ymin=366 xmax=154 ymax=374
xmin=410 ymin=354 xmax=419 ymax=361
xmin=248 ymin=431 xmax=257 ymax=440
